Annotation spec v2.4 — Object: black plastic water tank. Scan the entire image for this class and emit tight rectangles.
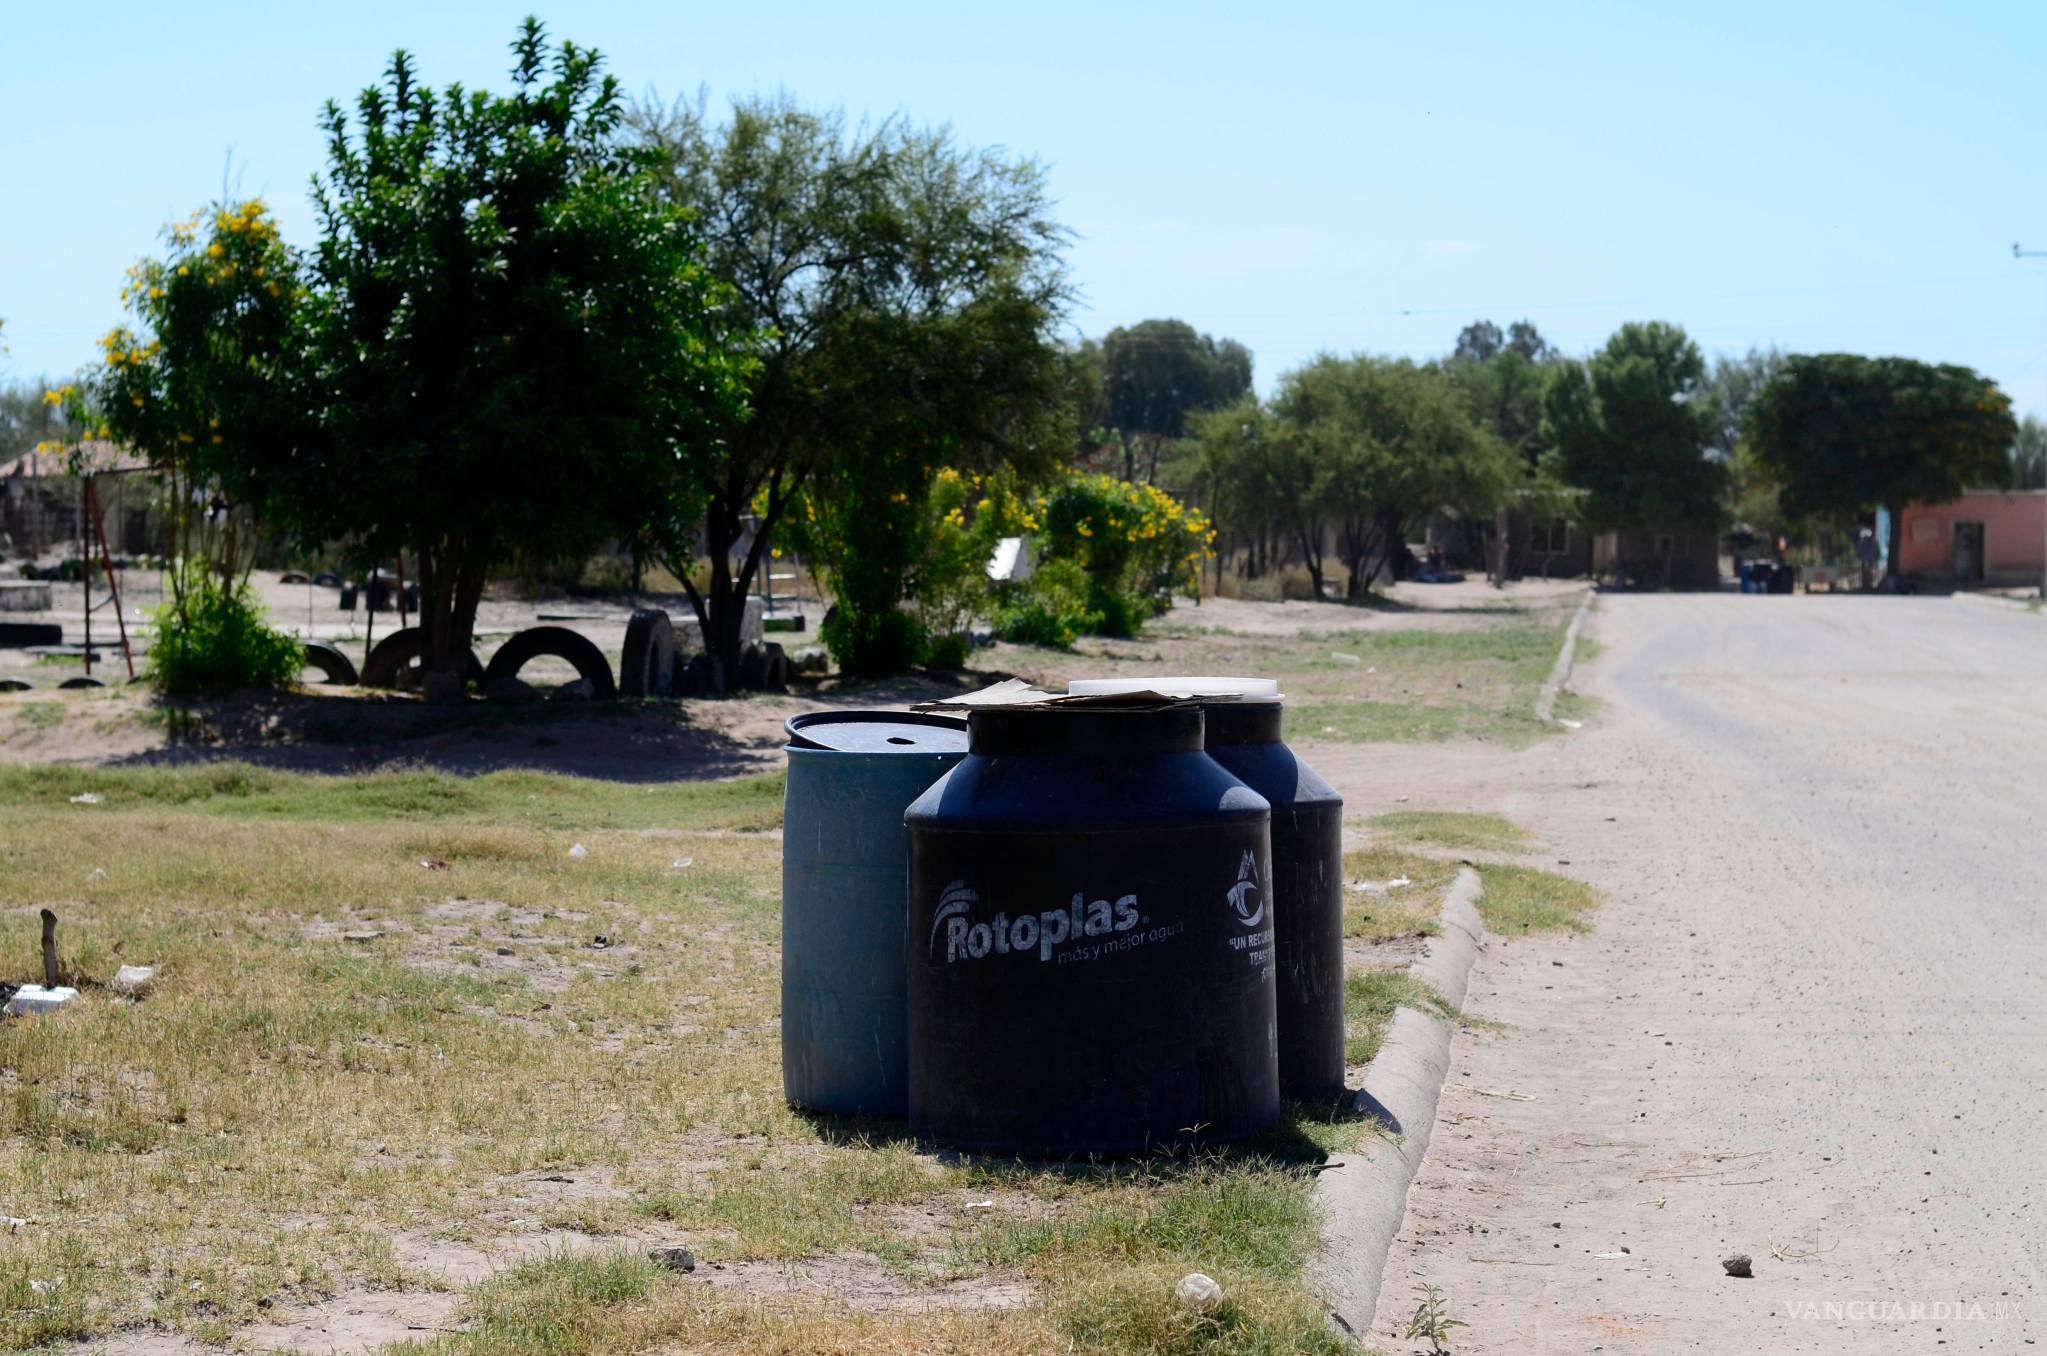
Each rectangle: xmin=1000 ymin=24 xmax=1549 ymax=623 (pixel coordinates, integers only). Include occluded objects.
xmin=905 ymin=703 xmax=1279 ymax=1156
xmin=1070 ymin=679 xmax=1345 ymax=1101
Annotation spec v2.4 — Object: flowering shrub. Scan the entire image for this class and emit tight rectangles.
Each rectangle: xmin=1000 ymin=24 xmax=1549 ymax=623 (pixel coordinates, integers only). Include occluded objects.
xmin=990 ymin=558 xmax=1101 ymax=649
xmin=72 ymin=200 xmax=306 ymax=691
xmin=909 ymin=467 xmax=1034 ymax=665
xmin=1034 ymin=472 xmax=1214 ymax=636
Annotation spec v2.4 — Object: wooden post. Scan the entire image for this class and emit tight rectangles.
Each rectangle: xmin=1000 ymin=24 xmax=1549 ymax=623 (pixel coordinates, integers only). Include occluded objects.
xmin=39 ymin=909 xmax=58 ymax=988
xmin=80 ymin=480 xmax=92 ymax=678
xmin=362 ymin=559 xmax=379 ymax=673
xmin=85 ymin=479 xmax=135 ymax=679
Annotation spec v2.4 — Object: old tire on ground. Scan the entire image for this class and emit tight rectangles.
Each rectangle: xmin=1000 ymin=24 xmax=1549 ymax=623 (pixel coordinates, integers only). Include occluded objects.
xmin=484 ymin=626 xmax=616 ymax=700
xmin=737 ymin=641 xmax=789 ymax=693
xmin=620 ymin=609 xmax=676 ymax=697
xmin=301 ymin=639 xmax=360 ymax=686
xmin=360 ymin=627 xmax=484 ymax=690
xmin=312 ymin=571 xmax=343 ymax=588
xmin=58 ymin=676 xmax=106 ymax=689
xmin=0 ymin=677 xmax=34 ymax=692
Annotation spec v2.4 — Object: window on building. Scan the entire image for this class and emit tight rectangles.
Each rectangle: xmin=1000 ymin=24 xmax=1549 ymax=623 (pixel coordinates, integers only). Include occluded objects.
xmin=1533 ymin=517 xmax=1570 ymax=553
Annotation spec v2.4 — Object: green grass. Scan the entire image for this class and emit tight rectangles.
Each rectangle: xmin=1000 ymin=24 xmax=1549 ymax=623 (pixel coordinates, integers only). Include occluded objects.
xmin=997 ymin=602 xmax=1578 ymax=749
xmin=1550 ymin=687 xmax=1599 ymax=725
xmin=12 ymin=700 xmax=64 ymax=730
xmin=1340 ymin=845 xmax=1456 ymax=943
xmin=1343 ymin=970 xmax=1459 ymax=1066
xmin=1367 ymin=810 xmax=1531 ymax=854
xmin=0 ymin=762 xmax=1382 ymax=1354
xmin=1472 ymin=863 xmax=1600 ymax=935
xmin=0 ymin=762 xmax=786 ymax=831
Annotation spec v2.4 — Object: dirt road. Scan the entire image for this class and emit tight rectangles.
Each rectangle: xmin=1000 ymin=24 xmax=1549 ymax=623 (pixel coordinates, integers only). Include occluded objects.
xmin=1315 ymin=594 xmax=2047 ymax=1352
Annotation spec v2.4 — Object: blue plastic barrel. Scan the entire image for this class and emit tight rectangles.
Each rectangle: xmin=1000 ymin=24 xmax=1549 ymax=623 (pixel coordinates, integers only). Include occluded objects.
xmin=782 ymin=712 xmax=968 ymax=1116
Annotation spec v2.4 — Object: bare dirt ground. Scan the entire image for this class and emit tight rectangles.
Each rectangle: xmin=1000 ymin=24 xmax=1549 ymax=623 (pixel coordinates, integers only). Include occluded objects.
xmin=0 ymin=578 xmax=1579 ymax=774
xmin=1344 ymin=594 xmax=2047 ymax=1353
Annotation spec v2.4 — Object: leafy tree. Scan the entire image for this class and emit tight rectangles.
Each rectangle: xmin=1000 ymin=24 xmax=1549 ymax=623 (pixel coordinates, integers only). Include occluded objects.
xmin=1 ymin=379 xmax=76 ymax=466
xmin=1276 ymin=355 xmax=1514 ymax=597
xmin=1454 ymin=318 xmax=1550 ymax=365
xmin=1704 ymin=346 xmax=1786 ymax=458
xmin=72 ymin=198 xmax=307 ymax=685
xmin=1058 ymin=336 xmax=1108 ymax=460
xmin=1099 ymin=318 xmax=1252 ymax=481
xmin=1453 ymin=320 xmax=1505 ymax=364
xmin=631 ymin=93 xmax=1069 ymax=679
xmin=1540 ymin=322 xmax=1724 ymax=546
xmin=1506 ymin=320 xmax=1552 ymax=363
xmin=1185 ymin=398 xmax=1272 ymax=588
xmin=1745 ymin=354 xmax=2016 ymax=568
xmin=1445 ymin=320 xmax=1556 ymax=472
xmin=280 ymin=22 xmax=747 ymax=692
xmin=2009 ymin=414 xmax=2047 ymax=490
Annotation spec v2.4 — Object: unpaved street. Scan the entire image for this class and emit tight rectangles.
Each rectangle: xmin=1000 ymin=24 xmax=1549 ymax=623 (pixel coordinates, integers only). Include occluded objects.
xmin=1321 ymin=594 xmax=2047 ymax=1352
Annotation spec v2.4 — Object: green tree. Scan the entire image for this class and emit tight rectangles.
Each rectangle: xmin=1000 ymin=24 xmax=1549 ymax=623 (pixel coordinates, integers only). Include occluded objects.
xmin=1186 ymin=397 xmax=1276 ymax=588
xmin=1705 ymin=346 xmax=1786 ymax=458
xmin=285 ymin=22 xmax=747 ymax=691
xmin=71 ymin=198 xmax=307 ymax=689
xmin=1 ymin=379 xmax=76 ymax=466
xmin=1445 ymin=344 xmax=1554 ymax=474
xmin=1099 ymin=318 xmax=1252 ymax=482
xmin=2009 ymin=414 xmax=2047 ymax=490
xmin=631 ymin=92 xmax=1070 ymax=679
xmin=1277 ymin=355 xmax=1515 ymax=597
xmin=1540 ymin=322 xmax=1725 ymax=548
xmin=1745 ymin=353 xmax=2016 ymax=569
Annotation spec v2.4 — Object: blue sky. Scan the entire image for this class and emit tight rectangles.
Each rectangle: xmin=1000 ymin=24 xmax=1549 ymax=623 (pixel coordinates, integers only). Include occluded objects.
xmin=4 ymin=1 xmax=2044 ymax=418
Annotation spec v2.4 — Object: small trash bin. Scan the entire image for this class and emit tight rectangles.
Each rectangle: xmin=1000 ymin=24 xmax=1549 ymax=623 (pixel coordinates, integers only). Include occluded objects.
xmin=782 ymin=711 xmax=967 ymax=1117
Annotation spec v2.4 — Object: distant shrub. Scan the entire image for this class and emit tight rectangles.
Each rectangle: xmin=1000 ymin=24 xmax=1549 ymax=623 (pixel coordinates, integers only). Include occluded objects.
xmin=924 ymin=631 xmax=972 ymax=670
xmin=1035 ymin=472 xmax=1213 ymax=636
xmin=148 ymin=573 xmax=302 ymax=695
xmin=819 ymin=604 xmax=925 ymax=678
xmin=991 ymin=559 xmax=1102 ymax=649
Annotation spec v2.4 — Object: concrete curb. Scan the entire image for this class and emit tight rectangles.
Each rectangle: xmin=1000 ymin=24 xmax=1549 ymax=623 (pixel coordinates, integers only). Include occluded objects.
xmin=1534 ymin=595 xmax=1593 ymax=727
xmin=1308 ymin=866 xmax=1486 ymax=1337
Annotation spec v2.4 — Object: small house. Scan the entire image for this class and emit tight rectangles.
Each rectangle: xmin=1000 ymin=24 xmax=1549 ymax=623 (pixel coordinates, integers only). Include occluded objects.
xmin=1896 ymin=491 xmax=2046 ymax=587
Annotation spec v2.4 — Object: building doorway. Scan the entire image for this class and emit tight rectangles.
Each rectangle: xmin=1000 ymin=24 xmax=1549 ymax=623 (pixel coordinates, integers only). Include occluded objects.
xmin=1952 ymin=521 xmax=1986 ymax=583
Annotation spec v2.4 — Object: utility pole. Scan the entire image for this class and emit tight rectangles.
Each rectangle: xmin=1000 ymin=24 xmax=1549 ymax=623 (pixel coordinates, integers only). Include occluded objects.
xmin=2017 ymin=243 xmax=2047 ymax=598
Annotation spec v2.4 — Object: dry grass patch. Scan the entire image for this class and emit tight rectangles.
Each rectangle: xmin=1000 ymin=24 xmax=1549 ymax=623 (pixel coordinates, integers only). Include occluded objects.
xmin=0 ymin=764 xmax=1381 ymax=1354
xmin=992 ymin=601 xmax=1579 ymax=748
xmin=1365 ymin=810 xmax=1532 ymax=855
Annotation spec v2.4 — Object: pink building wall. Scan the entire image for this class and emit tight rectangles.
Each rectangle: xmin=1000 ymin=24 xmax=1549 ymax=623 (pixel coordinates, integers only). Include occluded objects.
xmin=1897 ymin=491 xmax=2047 ymax=584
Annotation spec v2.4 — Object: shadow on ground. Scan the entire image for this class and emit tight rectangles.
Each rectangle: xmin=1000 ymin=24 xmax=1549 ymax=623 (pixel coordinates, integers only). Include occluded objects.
xmin=68 ymin=668 xmax=991 ymax=783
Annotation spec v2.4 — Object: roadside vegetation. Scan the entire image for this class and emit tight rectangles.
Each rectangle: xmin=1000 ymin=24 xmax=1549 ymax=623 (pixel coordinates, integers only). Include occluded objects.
xmin=1337 ymin=811 xmax=1601 ymax=1075
xmin=0 ymin=767 xmax=1373 ymax=1353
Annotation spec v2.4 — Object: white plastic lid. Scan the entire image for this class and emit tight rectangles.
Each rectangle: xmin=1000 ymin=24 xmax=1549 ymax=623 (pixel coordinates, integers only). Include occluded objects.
xmin=1066 ymin=676 xmax=1280 ymax=700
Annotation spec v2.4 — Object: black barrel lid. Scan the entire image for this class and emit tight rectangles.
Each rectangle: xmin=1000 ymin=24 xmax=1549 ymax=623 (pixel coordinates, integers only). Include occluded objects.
xmin=785 ymin=710 xmax=970 ymax=753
